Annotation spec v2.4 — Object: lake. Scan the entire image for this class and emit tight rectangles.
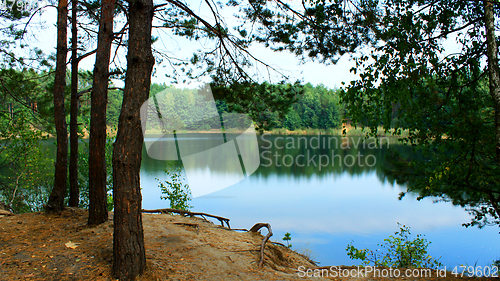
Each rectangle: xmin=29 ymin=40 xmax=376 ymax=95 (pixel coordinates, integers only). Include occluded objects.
xmin=140 ymin=133 xmax=499 ymax=269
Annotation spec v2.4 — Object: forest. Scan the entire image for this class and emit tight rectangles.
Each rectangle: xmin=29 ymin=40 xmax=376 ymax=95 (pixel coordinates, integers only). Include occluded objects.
xmin=149 ymin=82 xmax=343 ymax=132
xmin=0 ymin=74 xmax=344 ymax=212
xmin=0 ymin=73 xmax=343 ymax=136
xmin=1 ymin=0 xmax=500 ymax=279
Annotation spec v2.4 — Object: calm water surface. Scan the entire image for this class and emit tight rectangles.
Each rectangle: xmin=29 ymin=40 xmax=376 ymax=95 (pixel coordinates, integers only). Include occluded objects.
xmin=140 ymin=134 xmax=499 ymax=268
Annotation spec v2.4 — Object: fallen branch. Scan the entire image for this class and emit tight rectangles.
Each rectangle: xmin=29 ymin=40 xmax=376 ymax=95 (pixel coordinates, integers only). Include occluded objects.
xmin=248 ymin=223 xmax=273 ymax=268
xmin=141 ymin=208 xmax=230 ymax=228
xmin=271 ymin=241 xmax=287 ymax=248
xmin=0 ymin=210 xmax=14 ymax=216
xmin=219 ymin=225 xmax=248 ymax=232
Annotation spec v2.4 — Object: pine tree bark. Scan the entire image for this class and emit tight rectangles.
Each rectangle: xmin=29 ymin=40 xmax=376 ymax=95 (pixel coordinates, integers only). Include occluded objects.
xmin=68 ymin=0 xmax=79 ymax=207
xmin=88 ymin=0 xmax=116 ymax=225
xmin=112 ymin=0 xmax=153 ymax=278
xmin=46 ymin=0 xmax=68 ymax=212
xmin=483 ymin=0 xmax=500 ymax=218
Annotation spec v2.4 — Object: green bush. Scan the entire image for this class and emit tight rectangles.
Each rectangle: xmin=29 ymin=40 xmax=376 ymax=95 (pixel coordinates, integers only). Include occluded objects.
xmin=346 ymin=223 xmax=442 ymax=269
xmin=283 ymin=232 xmax=292 ymax=248
xmin=0 ymin=114 xmax=53 ymax=213
xmin=157 ymin=165 xmax=192 ymax=211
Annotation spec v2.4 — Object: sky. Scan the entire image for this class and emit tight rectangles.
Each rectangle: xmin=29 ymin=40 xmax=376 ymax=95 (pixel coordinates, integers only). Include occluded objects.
xmin=20 ymin=0 xmax=360 ymax=90
xmin=16 ymin=0 xmax=464 ymax=90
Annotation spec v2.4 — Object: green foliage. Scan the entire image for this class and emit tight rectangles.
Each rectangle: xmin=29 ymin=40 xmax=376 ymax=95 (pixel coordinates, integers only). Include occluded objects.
xmin=150 ymin=82 xmax=168 ymax=96
xmin=234 ymin=0 xmax=500 ymax=229
xmin=146 ymin=82 xmax=343 ymax=134
xmin=0 ymin=69 xmax=54 ymax=213
xmin=0 ymin=68 xmax=54 ymax=131
xmin=280 ymin=83 xmax=343 ymax=130
xmin=145 ymin=85 xmax=222 ymax=133
xmin=107 ymin=89 xmax=123 ymax=127
xmin=0 ymin=112 xmax=53 ymax=213
xmin=327 ymin=1 xmax=500 ymax=228
xmin=157 ymin=164 xmax=192 ymax=211
xmin=107 ymin=195 xmax=114 ymax=212
xmin=211 ymin=81 xmax=302 ymax=132
xmin=237 ymin=1 xmax=374 ymax=64
xmin=346 ymin=223 xmax=442 ymax=269
xmin=282 ymin=232 xmax=292 ymax=248
xmin=211 ymin=81 xmax=343 ymax=132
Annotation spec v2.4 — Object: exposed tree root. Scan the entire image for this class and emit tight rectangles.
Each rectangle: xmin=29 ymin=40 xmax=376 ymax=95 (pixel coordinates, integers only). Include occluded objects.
xmin=142 ymin=209 xmax=276 ymax=270
xmin=248 ymin=222 xmax=273 ymax=268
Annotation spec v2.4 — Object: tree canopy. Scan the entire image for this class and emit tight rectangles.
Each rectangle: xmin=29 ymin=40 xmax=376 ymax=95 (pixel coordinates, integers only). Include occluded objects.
xmin=250 ymin=0 xmax=500 ymax=228
xmin=2 ymin=0 xmax=500 ymax=279
xmin=239 ymin=0 xmax=500 ymax=228
xmin=343 ymin=0 xmax=500 ymax=228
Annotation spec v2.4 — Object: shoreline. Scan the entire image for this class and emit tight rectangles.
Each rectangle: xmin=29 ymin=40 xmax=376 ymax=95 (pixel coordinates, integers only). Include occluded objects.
xmin=143 ymin=126 xmax=407 ymax=138
xmin=22 ymin=126 xmax=406 ymax=140
xmin=0 ymin=209 xmax=487 ymax=280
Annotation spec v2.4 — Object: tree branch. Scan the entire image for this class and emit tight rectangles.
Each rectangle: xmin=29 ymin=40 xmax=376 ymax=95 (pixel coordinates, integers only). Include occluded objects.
xmin=142 ymin=208 xmax=231 ymax=228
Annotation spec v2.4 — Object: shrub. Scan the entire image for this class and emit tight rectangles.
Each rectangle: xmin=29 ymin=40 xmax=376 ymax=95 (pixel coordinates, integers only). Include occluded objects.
xmin=346 ymin=223 xmax=442 ymax=269
xmin=157 ymin=165 xmax=192 ymax=211
xmin=283 ymin=232 xmax=292 ymax=248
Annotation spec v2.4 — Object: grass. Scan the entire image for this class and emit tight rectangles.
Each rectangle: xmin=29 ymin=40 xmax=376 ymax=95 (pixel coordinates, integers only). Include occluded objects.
xmin=266 ymin=126 xmax=409 ymax=137
xmin=143 ymin=125 xmax=410 ymax=137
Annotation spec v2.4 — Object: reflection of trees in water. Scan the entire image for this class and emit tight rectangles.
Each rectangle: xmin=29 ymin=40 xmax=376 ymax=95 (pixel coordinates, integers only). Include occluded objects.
xmin=385 ymin=141 xmax=500 ymax=228
xmin=0 ymin=139 xmax=54 ymax=213
xmin=253 ymin=135 xmax=409 ymax=179
xmin=141 ymin=134 xmax=412 ymax=179
xmin=141 ymin=134 xmax=500 ymax=228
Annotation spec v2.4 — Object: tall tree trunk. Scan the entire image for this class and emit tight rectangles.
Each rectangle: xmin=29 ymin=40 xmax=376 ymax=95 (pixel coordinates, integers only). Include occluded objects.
xmin=46 ymin=0 xmax=68 ymax=212
xmin=483 ymin=0 xmax=500 ymax=218
xmin=68 ymin=0 xmax=79 ymax=207
xmin=88 ymin=0 xmax=116 ymax=225
xmin=112 ymin=0 xmax=153 ymax=278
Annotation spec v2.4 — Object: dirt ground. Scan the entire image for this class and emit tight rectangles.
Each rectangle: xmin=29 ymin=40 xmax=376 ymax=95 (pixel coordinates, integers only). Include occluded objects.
xmin=0 ymin=208 xmax=496 ymax=280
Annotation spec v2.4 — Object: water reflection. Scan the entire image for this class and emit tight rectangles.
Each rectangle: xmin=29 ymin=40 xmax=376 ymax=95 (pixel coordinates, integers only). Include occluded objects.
xmin=140 ymin=134 xmax=499 ymax=268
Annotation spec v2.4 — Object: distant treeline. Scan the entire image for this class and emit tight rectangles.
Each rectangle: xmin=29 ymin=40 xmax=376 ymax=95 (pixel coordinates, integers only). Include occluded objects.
xmin=269 ymin=83 xmax=343 ymax=130
xmin=0 ymin=69 xmax=123 ymax=135
xmin=0 ymin=68 xmax=343 ymax=134
xmin=149 ymin=82 xmax=343 ymax=132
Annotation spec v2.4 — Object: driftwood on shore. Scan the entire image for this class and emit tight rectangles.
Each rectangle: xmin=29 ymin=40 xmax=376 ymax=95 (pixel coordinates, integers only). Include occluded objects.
xmin=141 ymin=208 xmax=230 ymax=228
xmin=248 ymin=223 xmax=273 ymax=268
xmin=0 ymin=209 xmax=14 ymax=216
